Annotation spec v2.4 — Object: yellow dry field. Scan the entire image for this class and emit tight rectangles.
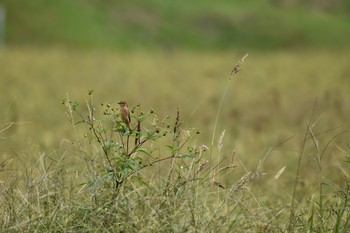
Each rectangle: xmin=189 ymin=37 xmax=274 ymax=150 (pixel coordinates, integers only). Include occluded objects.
xmin=1 ymin=47 xmax=350 ymax=201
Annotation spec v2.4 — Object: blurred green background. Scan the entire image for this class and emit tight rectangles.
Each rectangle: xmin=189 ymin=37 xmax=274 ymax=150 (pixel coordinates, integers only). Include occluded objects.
xmin=2 ymin=0 xmax=350 ymax=50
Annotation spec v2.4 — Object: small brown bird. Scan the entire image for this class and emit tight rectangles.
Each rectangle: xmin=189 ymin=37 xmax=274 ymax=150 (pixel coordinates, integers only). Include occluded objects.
xmin=118 ymin=101 xmax=131 ymax=131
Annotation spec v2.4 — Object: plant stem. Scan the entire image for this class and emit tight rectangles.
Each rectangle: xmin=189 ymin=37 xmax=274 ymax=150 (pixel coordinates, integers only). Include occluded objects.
xmin=210 ymin=81 xmax=231 ymax=162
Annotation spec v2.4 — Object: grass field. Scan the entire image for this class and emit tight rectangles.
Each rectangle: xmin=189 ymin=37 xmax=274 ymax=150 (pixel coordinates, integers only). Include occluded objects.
xmin=1 ymin=47 xmax=350 ymax=231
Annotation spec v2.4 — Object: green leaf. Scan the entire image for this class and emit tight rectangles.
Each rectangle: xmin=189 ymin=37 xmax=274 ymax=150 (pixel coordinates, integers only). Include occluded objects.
xmin=74 ymin=119 xmax=85 ymax=125
xmin=175 ymin=154 xmax=192 ymax=158
xmin=166 ymin=145 xmax=179 ymax=154
xmin=71 ymin=101 xmax=79 ymax=110
xmin=166 ymin=145 xmax=174 ymax=151
xmin=136 ymin=148 xmax=151 ymax=156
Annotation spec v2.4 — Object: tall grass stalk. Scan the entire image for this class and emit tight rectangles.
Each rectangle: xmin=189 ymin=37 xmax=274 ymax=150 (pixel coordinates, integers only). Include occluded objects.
xmin=209 ymin=53 xmax=248 ymax=162
xmin=288 ymin=101 xmax=318 ymax=231
xmin=205 ymin=53 xmax=247 ymax=212
xmin=308 ymin=122 xmax=346 ymax=232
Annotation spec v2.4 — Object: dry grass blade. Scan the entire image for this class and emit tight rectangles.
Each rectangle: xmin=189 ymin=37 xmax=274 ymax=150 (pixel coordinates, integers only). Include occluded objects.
xmin=274 ymin=166 xmax=286 ymax=180
xmin=231 ymin=149 xmax=236 ymax=163
xmin=233 ymin=171 xmax=260 ymax=192
xmin=213 ymin=181 xmax=225 ymax=189
xmin=0 ymin=122 xmax=14 ymax=134
xmin=217 ymin=164 xmax=237 ymax=173
xmin=197 ymin=160 xmax=209 ymax=173
xmin=231 ymin=53 xmax=249 ymax=76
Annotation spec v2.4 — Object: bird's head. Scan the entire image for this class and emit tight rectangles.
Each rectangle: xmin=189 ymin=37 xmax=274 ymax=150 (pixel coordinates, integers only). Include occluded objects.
xmin=118 ymin=101 xmax=128 ymax=107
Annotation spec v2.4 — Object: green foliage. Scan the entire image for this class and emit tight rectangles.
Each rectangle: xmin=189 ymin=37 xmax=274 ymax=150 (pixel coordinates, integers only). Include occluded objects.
xmin=62 ymin=92 xmax=202 ymax=202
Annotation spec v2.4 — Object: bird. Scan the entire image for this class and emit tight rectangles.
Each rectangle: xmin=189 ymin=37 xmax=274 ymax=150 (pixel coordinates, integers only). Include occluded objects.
xmin=118 ymin=101 xmax=131 ymax=131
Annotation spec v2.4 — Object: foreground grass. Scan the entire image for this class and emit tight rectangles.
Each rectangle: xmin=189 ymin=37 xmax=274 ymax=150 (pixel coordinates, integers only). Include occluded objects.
xmin=0 ymin=47 xmax=350 ymax=231
xmin=1 ymin=101 xmax=349 ymax=232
